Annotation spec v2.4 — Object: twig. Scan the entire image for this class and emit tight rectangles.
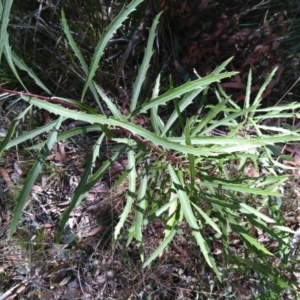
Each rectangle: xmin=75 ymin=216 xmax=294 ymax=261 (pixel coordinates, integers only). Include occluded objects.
xmin=275 ymin=76 xmax=300 ymax=106
xmin=0 ymin=88 xmax=81 ymax=111
xmin=0 ymin=281 xmax=28 ymax=300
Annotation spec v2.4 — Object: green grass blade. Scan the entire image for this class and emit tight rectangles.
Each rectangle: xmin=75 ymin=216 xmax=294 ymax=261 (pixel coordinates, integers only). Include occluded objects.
xmin=152 ymin=74 xmax=161 ymax=99
xmin=244 ymin=69 xmax=252 ymax=110
xmin=153 ymin=196 xmax=178 ymax=217
xmin=239 ymin=203 xmax=275 ymax=223
xmin=9 ymin=116 xmax=64 ymax=238
xmin=168 ymin=135 xmax=265 ymax=146
xmin=143 ymin=222 xmax=177 ymax=268
xmin=150 ymin=75 xmax=164 ymax=134
xmin=150 ymin=104 xmax=164 ymax=135
xmin=241 ymin=231 xmax=273 ymax=255
xmin=191 ymin=100 xmax=227 ymax=136
xmin=212 ymin=57 xmax=234 ymax=74
xmin=200 ymin=105 xmax=258 ymax=135
xmin=246 ymin=215 xmax=289 ymax=246
xmin=201 ymin=180 xmax=280 ymax=197
xmin=164 ymin=193 xmax=180 ymax=237
xmin=253 ymin=67 xmax=277 ymax=105
xmin=256 ymin=102 xmax=300 ymax=112
xmin=84 ymin=145 xmax=128 ymax=193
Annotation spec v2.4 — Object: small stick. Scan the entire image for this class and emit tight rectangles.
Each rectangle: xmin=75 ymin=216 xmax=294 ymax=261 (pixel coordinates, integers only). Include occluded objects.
xmin=0 ymin=88 xmax=81 ymax=111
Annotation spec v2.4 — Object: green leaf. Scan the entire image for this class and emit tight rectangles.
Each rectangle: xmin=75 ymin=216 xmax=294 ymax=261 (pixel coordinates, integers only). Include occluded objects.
xmin=131 ymin=71 xmax=237 ymax=116
xmin=61 ymin=9 xmax=102 ymax=109
xmin=95 ymin=84 xmax=123 ymax=119
xmin=6 ymin=120 xmax=58 ymax=150
xmin=185 ymin=118 xmax=195 ymax=190
xmin=191 ymin=203 xmax=221 ymax=235
xmin=4 ymin=40 xmax=26 ymax=90
xmin=240 ymin=232 xmax=273 ymax=256
xmin=239 ymin=203 xmax=276 ymax=223
xmin=0 ymin=105 xmax=32 ymax=157
xmin=82 ymin=0 xmax=144 ymax=100
xmin=163 ymin=89 xmax=202 ymax=136
xmin=201 ymin=180 xmax=280 ymax=197
xmin=232 ymin=257 xmax=293 ymax=290
xmin=56 ymin=133 xmax=105 ymax=242
xmin=131 ymin=12 xmax=162 ymax=111
xmin=0 ymin=0 xmax=13 ymax=60
xmin=134 ymin=159 xmax=149 ymax=261
xmin=11 ymin=51 xmax=51 ymax=94
xmin=21 ymin=95 xmax=219 ymax=157
xmin=143 ymin=204 xmax=183 ymax=268
xmin=9 ymin=116 xmax=64 ymax=238
xmin=25 ymin=125 xmax=102 ymax=150
xmin=168 ymin=164 xmax=221 ymax=280
xmin=115 ymin=141 xmax=137 ymax=239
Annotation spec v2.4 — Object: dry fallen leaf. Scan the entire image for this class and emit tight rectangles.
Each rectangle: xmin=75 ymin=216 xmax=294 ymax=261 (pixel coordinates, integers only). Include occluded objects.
xmin=243 ymin=164 xmax=260 ymax=178
xmin=0 ymin=167 xmax=15 ymax=189
xmin=47 ymin=142 xmax=67 ymax=162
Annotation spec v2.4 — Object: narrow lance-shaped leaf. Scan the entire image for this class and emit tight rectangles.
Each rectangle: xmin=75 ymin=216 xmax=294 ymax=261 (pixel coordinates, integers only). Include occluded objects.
xmin=185 ymin=118 xmax=195 ymax=190
xmin=168 ymin=164 xmax=221 ymax=280
xmin=163 ymin=89 xmax=202 ymax=136
xmin=232 ymin=257 xmax=293 ymax=290
xmin=131 ymin=12 xmax=162 ymax=111
xmin=4 ymin=40 xmax=26 ymax=90
xmin=191 ymin=202 xmax=222 ymax=235
xmin=61 ymin=9 xmax=103 ymax=110
xmin=25 ymin=125 xmax=102 ymax=150
xmin=61 ymin=9 xmax=88 ymax=74
xmin=56 ymin=133 xmax=105 ymax=242
xmin=11 ymin=51 xmax=51 ymax=94
xmin=131 ymin=71 xmax=237 ymax=116
xmin=150 ymin=75 xmax=165 ymax=134
xmin=134 ymin=159 xmax=149 ymax=261
xmin=82 ymin=0 xmax=143 ymax=100
xmin=0 ymin=0 xmax=13 ymax=61
xmin=0 ymin=105 xmax=32 ymax=157
xmin=115 ymin=141 xmax=137 ymax=239
xmin=253 ymin=67 xmax=277 ymax=106
xmin=143 ymin=201 xmax=183 ymax=268
xmin=20 ymin=95 xmax=219 ymax=157
xmin=9 ymin=116 xmax=64 ymax=238
xmin=95 ymin=84 xmax=123 ymax=119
